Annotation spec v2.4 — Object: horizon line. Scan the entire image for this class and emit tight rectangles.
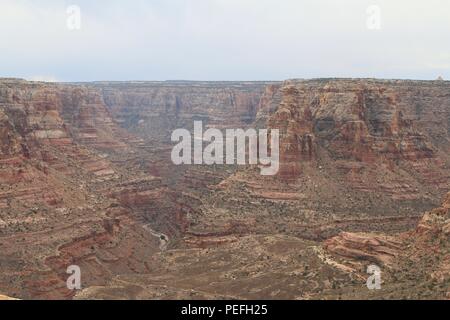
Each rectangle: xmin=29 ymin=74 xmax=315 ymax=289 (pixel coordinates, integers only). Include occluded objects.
xmin=0 ymin=76 xmax=447 ymax=84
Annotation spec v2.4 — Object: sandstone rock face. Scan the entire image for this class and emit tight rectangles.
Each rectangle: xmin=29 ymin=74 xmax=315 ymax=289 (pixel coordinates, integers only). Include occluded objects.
xmin=265 ymin=80 xmax=450 ymax=197
xmin=58 ymin=86 xmax=129 ymax=150
xmin=0 ymin=79 xmax=130 ymax=151
xmin=0 ymin=113 xmax=23 ymax=158
xmin=411 ymin=192 xmax=450 ymax=286
xmin=416 ymin=192 xmax=450 ymax=235
xmin=96 ymin=81 xmax=274 ymax=141
xmin=323 ymin=232 xmax=403 ymax=266
xmin=323 ymin=192 xmax=449 ymax=299
xmin=0 ymin=79 xmax=186 ymax=298
xmin=0 ymin=78 xmax=448 ymax=300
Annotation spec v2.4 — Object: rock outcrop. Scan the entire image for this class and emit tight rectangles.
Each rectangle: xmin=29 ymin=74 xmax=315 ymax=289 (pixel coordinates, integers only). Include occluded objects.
xmin=323 ymin=192 xmax=449 ymax=299
xmin=323 ymin=232 xmax=403 ymax=266
xmin=265 ymin=80 xmax=449 ymax=196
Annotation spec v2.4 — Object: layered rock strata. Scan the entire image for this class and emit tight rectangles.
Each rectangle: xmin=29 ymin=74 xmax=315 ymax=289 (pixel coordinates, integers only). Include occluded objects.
xmin=0 ymin=78 xmax=448 ymax=299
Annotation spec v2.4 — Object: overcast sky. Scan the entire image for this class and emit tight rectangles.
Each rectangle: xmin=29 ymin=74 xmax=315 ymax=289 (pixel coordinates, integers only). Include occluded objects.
xmin=0 ymin=0 xmax=449 ymax=82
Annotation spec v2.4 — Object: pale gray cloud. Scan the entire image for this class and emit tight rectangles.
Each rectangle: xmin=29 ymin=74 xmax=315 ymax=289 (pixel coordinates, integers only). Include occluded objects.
xmin=0 ymin=0 xmax=449 ymax=81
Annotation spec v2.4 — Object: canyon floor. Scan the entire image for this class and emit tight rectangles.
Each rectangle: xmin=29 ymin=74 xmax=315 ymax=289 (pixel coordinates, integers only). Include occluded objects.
xmin=0 ymin=78 xmax=448 ymax=300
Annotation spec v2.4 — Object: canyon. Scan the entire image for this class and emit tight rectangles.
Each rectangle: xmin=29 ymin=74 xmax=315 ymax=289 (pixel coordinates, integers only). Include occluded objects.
xmin=0 ymin=77 xmax=448 ymax=299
